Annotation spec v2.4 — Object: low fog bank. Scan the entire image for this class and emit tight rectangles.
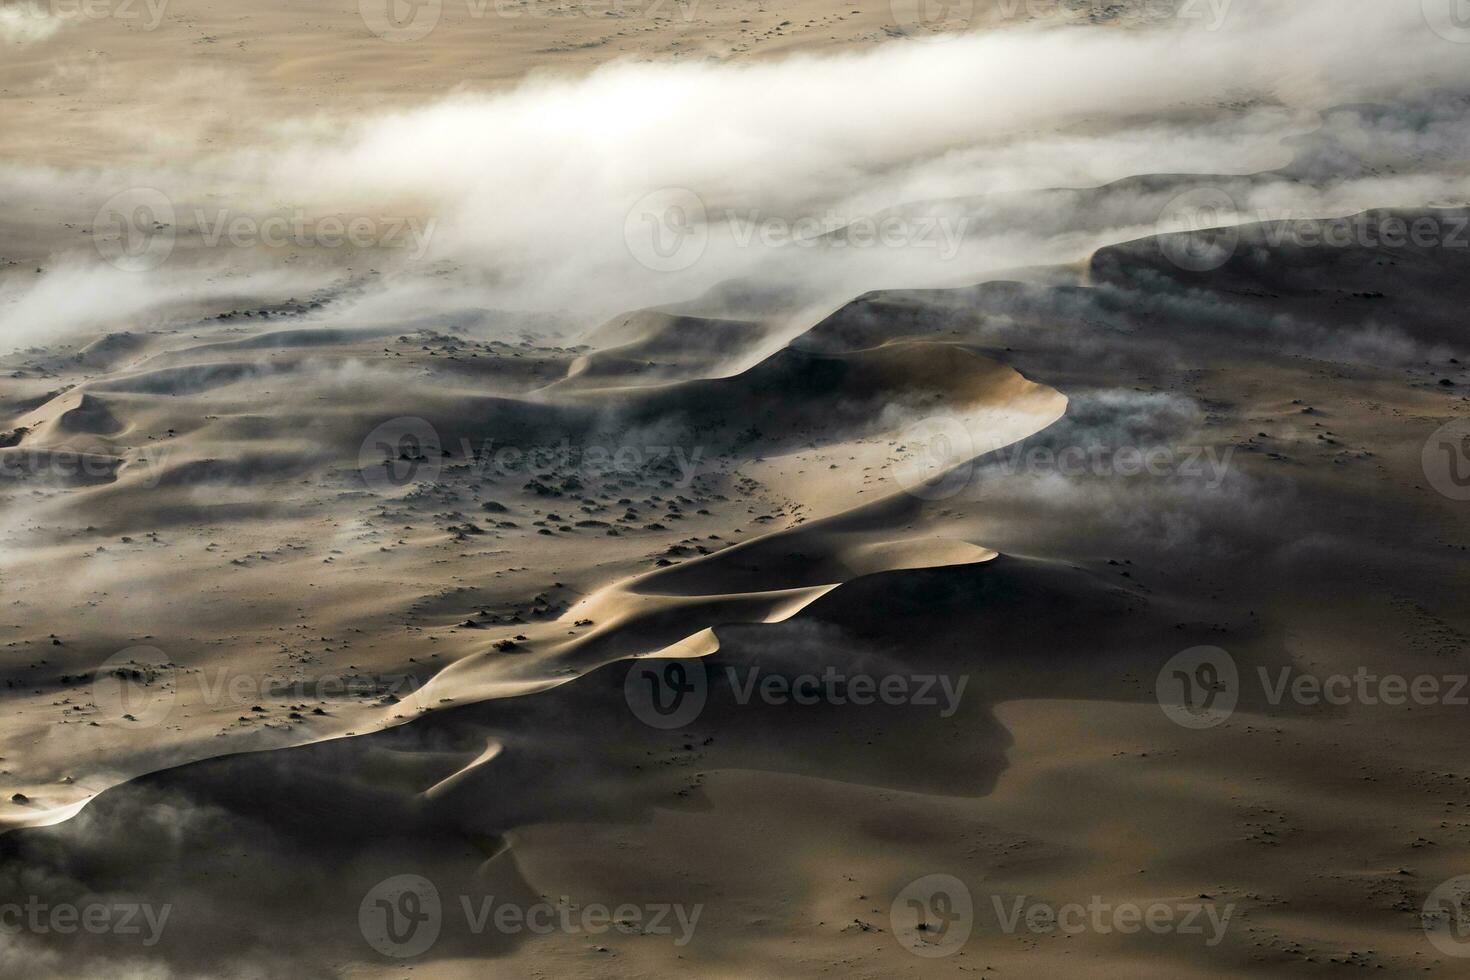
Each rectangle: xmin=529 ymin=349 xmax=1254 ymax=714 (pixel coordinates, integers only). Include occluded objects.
xmin=3 ymin=0 xmax=1467 ymax=349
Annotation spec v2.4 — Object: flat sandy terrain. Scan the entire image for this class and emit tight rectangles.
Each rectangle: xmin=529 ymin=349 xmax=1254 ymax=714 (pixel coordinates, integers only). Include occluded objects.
xmin=2 ymin=1 xmax=1470 ymax=977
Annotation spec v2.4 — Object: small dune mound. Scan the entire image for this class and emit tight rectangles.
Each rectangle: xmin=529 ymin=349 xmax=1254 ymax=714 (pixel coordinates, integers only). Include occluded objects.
xmin=73 ymin=332 xmax=147 ymax=371
xmin=1091 ymin=207 xmax=1470 ymax=348
xmin=0 ymin=447 xmax=122 ymax=487
xmin=54 ymin=394 xmax=126 ymax=437
xmin=555 ymin=311 xmax=769 ymax=390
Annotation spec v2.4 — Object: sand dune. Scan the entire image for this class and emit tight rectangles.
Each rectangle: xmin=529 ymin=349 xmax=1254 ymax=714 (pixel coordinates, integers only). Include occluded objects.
xmin=5 ymin=200 xmax=1469 ymax=975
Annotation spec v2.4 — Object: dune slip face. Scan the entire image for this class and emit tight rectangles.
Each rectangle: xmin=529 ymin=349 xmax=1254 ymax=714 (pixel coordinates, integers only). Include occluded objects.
xmin=4 ymin=2 xmax=1470 ymax=977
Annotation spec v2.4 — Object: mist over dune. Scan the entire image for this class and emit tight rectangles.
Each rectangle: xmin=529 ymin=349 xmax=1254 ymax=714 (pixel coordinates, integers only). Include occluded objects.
xmin=2 ymin=1 xmax=1470 ymax=977
xmin=5 ymin=0 xmax=1470 ymax=345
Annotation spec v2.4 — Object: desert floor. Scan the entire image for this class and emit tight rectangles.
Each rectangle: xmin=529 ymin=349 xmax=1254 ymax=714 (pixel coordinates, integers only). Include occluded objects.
xmin=3 ymin=1 xmax=1470 ymax=977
